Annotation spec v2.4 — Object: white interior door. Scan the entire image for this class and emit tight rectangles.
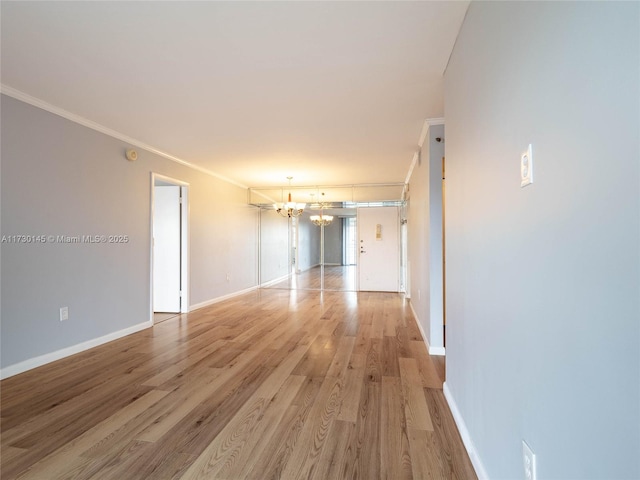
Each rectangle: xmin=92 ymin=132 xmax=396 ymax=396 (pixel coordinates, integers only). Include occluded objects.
xmin=153 ymin=186 xmax=181 ymax=312
xmin=358 ymin=206 xmax=399 ymax=292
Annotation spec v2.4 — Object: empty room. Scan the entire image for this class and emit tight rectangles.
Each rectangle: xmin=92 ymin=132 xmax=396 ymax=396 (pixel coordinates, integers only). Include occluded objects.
xmin=1 ymin=1 xmax=638 ymax=479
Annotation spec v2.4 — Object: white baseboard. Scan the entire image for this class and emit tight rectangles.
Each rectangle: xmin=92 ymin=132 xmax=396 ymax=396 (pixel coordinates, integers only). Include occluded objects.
xmin=443 ymin=382 xmax=490 ymax=480
xmin=408 ymin=299 xmax=445 ymax=356
xmin=259 ymin=273 xmax=291 ymax=288
xmin=297 ymin=264 xmax=318 ymax=274
xmin=0 ymin=320 xmax=153 ymax=380
xmin=429 ymin=345 xmax=446 ymax=356
xmin=189 ymin=285 xmax=259 ymax=311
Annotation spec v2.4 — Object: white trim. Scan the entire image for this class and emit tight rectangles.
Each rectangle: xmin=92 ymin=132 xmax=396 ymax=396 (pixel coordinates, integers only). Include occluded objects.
xmin=0 ymin=320 xmax=152 ymax=380
xmin=189 ymin=286 xmax=259 ymax=311
xmin=408 ymin=299 xmax=446 ymax=356
xmin=0 ymin=85 xmax=247 ymax=190
xmin=150 ymin=173 xmax=190 ymax=324
xmin=419 ymin=117 xmax=445 ymax=148
xmin=260 ymin=273 xmax=292 ymax=289
xmin=404 ymin=151 xmax=419 ymax=187
xmin=443 ymin=382 xmax=490 ymax=480
xmin=296 ymin=263 xmax=321 ymax=274
xmin=405 ymin=117 xmax=446 ymax=197
xmin=418 ymin=121 xmax=431 ymax=148
xmin=429 ymin=345 xmax=446 ymax=356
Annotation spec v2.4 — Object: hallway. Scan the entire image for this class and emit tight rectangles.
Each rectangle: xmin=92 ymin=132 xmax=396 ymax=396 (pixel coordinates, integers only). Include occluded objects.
xmin=1 ymin=289 xmax=475 ymax=479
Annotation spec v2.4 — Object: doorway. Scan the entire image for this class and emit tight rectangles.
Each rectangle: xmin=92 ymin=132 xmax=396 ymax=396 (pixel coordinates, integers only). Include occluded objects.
xmin=442 ymin=156 xmax=446 ymax=346
xmin=150 ymin=174 xmax=189 ymax=323
xmin=357 ymin=206 xmax=400 ymax=292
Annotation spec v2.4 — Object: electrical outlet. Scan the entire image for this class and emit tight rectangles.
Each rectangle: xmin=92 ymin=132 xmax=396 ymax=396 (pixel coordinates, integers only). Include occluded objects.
xmin=59 ymin=306 xmax=69 ymax=322
xmin=226 ymin=273 xmax=230 ymax=282
xmin=523 ymin=440 xmax=537 ymax=480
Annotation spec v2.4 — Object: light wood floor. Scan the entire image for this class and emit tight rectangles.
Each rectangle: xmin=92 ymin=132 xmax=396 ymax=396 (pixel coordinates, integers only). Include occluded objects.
xmin=267 ymin=265 xmax=357 ymax=291
xmin=1 ymin=289 xmax=475 ymax=480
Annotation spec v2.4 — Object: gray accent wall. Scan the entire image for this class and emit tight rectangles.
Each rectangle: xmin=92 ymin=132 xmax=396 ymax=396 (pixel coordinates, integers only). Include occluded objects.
xmin=323 ymin=218 xmax=343 ymax=265
xmin=297 ymin=214 xmax=320 ymax=272
xmin=408 ymin=123 xmax=445 ymax=351
xmin=1 ymin=95 xmax=260 ymax=372
xmin=444 ymin=2 xmax=639 ymax=478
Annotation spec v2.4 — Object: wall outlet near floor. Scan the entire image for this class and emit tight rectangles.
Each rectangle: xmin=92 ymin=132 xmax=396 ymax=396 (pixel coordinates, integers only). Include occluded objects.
xmin=523 ymin=440 xmax=537 ymax=480
xmin=59 ymin=306 xmax=69 ymax=321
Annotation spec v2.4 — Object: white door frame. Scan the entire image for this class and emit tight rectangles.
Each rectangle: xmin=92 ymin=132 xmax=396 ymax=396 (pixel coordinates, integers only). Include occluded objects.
xmin=150 ymin=173 xmax=189 ymax=323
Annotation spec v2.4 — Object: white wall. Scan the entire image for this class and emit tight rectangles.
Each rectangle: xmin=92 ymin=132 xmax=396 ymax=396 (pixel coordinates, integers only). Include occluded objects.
xmin=444 ymin=2 xmax=639 ymax=478
xmin=259 ymin=209 xmax=289 ymax=284
xmin=1 ymin=95 xmax=260 ymax=375
xmin=407 ymin=123 xmax=445 ymax=353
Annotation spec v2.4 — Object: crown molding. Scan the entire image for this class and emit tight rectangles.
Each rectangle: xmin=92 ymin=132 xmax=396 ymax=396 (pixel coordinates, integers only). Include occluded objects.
xmin=0 ymin=84 xmax=248 ymax=190
xmin=404 ymin=151 xmax=420 ymax=189
xmin=405 ymin=116 xmax=445 ymax=189
xmin=418 ymin=117 xmax=445 ymax=148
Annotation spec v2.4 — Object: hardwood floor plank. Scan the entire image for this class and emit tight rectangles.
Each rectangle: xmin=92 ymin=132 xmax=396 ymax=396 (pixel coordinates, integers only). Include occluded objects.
xmin=403 ymin=383 xmax=434 ymax=431
xmin=410 ymin=340 xmax=444 ymax=389
xmin=13 ymin=389 xmax=169 ymax=480
xmin=1 ymin=288 xmax=474 ymax=480
xmin=365 ymin=338 xmax=383 ymax=383
xmin=147 ymin=364 xmax=275 ymax=461
xmin=399 ymin=357 xmax=424 ymax=387
xmin=352 ymin=324 xmax=371 ymax=355
xmin=309 ymin=419 xmax=357 ymax=480
xmin=424 ymin=388 xmax=478 ymax=479
xmin=180 ymin=396 xmax=270 ymax=479
xmin=351 ymin=382 xmax=381 ymax=480
xmin=408 ymin=428 xmax=448 ymax=479
xmin=278 ymin=375 xmax=344 ymax=479
xmin=336 ymin=353 xmax=366 ymax=423
xmin=215 ymin=375 xmax=307 ymax=479
xmin=246 ymin=379 xmax=321 ymax=479
xmin=399 ymin=357 xmax=434 ymax=431
xmin=326 ymin=336 xmax=356 ymax=379
xmin=136 ymin=368 xmax=226 ymax=443
xmin=382 ymin=335 xmax=400 ymax=377
xmin=381 ymin=376 xmax=413 ymax=480
xmin=141 ymin=339 xmax=227 ymax=387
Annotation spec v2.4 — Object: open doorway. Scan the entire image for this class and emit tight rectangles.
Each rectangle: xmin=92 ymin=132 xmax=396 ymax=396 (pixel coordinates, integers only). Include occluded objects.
xmin=150 ymin=173 xmax=189 ymax=324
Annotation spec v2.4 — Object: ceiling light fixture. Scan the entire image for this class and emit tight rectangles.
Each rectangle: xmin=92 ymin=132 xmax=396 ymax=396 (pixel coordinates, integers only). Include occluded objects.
xmin=274 ymin=176 xmax=306 ymax=218
xmin=309 ymin=192 xmax=333 ymax=226
xmin=310 ymin=213 xmax=334 ymax=226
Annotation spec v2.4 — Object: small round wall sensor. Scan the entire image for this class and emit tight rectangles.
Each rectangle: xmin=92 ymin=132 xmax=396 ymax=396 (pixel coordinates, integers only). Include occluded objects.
xmin=125 ymin=149 xmax=138 ymax=162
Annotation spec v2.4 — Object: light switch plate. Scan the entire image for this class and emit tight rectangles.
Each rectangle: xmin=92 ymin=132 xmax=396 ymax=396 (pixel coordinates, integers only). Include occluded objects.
xmin=521 ymin=144 xmax=533 ymax=187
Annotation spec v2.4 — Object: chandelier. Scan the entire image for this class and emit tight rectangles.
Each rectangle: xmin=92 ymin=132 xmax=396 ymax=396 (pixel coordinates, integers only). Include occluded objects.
xmin=273 ymin=177 xmax=306 ymax=218
xmin=309 ymin=192 xmax=333 ymax=226
xmin=310 ymin=214 xmax=334 ymax=226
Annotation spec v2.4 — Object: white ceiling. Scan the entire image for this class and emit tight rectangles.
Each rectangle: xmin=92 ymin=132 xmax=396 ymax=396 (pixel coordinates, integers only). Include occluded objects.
xmin=1 ymin=1 xmax=468 ymax=191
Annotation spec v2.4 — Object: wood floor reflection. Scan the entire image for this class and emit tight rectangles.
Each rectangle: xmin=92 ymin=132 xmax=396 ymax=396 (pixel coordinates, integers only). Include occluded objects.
xmin=267 ymin=265 xmax=357 ymax=291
